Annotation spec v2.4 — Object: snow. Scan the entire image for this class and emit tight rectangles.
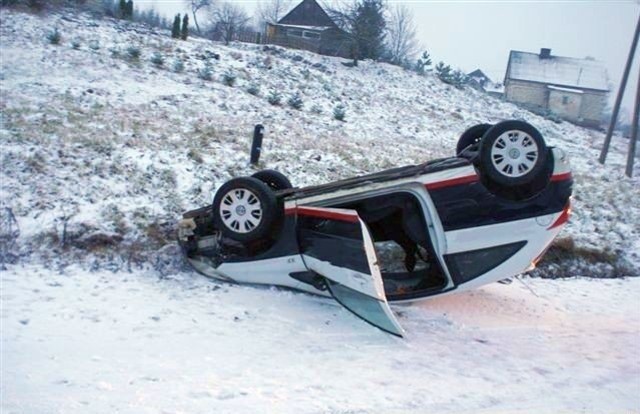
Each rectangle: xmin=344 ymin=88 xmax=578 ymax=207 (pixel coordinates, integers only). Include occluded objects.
xmin=547 ymin=85 xmax=584 ymax=94
xmin=2 ymin=265 xmax=639 ymax=413
xmin=508 ymin=51 xmax=609 ymax=92
xmin=276 ymin=23 xmax=332 ymax=31
xmin=484 ymin=82 xmax=505 ymax=94
xmin=0 ymin=8 xmax=639 ymax=412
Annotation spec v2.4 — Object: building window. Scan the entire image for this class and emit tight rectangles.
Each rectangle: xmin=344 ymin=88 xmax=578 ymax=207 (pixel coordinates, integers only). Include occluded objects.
xmin=288 ymin=29 xmax=303 ymax=37
xmin=562 ymin=96 xmax=569 ymax=105
xmin=303 ymin=31 xmax=320 ymax=39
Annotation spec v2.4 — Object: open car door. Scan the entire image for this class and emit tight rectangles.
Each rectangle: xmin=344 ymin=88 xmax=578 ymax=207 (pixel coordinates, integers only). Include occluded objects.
xmin=295 ymin=206 xmax=404 ymax=337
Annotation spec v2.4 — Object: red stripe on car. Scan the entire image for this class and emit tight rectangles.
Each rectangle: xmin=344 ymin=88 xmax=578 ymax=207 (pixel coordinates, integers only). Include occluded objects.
xmin=547 ymin=201 xmax=571 ymax=230
xmin=550 ymin=172 xmax=572 ymax=182
xmin=424 ymin=174 xmax=479 ymax=190
xmin=285 ymin=206 xmax=360 ymax=223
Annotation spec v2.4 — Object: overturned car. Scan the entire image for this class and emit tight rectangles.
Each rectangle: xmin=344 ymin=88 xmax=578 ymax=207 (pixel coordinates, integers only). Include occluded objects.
xmin=178 ymin=120 xmax=572 ymax=336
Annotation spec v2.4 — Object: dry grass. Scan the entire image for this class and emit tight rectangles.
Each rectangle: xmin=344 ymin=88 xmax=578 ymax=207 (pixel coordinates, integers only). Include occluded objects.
xmin=532 ymin=236 xmax=637 ymax=278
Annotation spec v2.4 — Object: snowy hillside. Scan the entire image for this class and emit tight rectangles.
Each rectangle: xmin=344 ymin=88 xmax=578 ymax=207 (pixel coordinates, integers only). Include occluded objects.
xmin=1 ymin=8 xmax=639 ymax=413
xmin=1 ymin=9 xmax=638 ymax=275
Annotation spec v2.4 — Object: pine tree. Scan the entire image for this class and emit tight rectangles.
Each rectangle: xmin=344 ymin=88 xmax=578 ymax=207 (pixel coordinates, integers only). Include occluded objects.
xmin=415 ymin=51 xmax=432 ymax=75
xmin=353 ymin=0 xmax=386 ymax=61
xmin=287 ymin=92 xmax=304 ymax=110
xmin=172 ymin=14 xmax=181 ymax=38
xmin=125 ymin=0 xmax=133 ymax=19
xmin=451 ymin=70 xmax=468 ymax=88
xmin=119 ymin=0 xmax=126 ymax=18
xmin=329 ymin=0 xmax=386 ymax=65
xmin=181 ymin=14 xmax=189 ymax=40
xmin=435 ymin=61 xmax=452 ymax=82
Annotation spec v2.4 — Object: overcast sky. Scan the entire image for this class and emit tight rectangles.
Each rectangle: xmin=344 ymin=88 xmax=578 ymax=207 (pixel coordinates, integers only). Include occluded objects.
xmin=135 ymin=0 xmax=640 ymax=115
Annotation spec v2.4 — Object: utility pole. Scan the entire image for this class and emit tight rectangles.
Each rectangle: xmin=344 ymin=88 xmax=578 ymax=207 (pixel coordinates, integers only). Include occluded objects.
xmin=599 ymin=14 xmax=640 ymax=168
xmin=626 ymin=71 xmax=640 ymax=177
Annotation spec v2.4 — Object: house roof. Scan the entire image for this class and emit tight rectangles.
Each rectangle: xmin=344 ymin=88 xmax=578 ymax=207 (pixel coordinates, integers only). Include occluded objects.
xmin=278 ymin=0 xmax=337 ymax=28
xmin=506 ymin=50 xmax=609 ymax=92
xmin=547 ymin=85 xmax=584 ymax=94
xmin=485 ymin=83 xmax=505 ymax=94
xmin=467 ymin=69 xmax=491 ymax=82
xmin=275 ymin=23 xmax=332 ymax=31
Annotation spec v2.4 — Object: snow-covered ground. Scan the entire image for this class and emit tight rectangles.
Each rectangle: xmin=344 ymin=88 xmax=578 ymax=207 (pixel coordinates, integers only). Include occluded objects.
xmin=2 ymin=265 xmax=639 ymax=413
xmin=0 ymin=9 xmax=638 ymax=275
xmin=1 ymin=8 xmax=640 ymax=413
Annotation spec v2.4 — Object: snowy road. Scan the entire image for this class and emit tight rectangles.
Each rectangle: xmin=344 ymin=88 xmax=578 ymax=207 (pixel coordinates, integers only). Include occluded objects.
xmin=2 ymin=265 xmax=638 ymax=413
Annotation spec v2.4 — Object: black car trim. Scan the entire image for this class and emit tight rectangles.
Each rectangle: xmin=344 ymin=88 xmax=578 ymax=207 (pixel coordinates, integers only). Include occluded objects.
xmin=430 ymin=178 xmax=572 ymax=231
xmin=444 ymin=241 xmax=527 ymax=285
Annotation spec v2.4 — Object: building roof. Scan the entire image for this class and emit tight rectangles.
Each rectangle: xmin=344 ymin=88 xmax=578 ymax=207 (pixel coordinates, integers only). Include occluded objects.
xmin=467 ymin=69 xmax=491 ymax=82
xmin=485 ymin=82 xmax=505 ymax=94
xmin=275 ymin=23 xmax=332 ymax=31
xmin=547 ymin=85 xmax=584 ymax=94
xmin=506 ymin=50 xmax=609 ymax=92
xmin=278 ymin=0 xmax=337 ymax=28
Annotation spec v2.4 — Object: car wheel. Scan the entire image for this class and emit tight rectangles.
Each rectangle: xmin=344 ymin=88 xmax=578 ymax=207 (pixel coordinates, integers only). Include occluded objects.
xmin=480 ymin=120 xmax=548 ymax=187
xmin=251 ymin=169 xmax=292 ymax=191
xmin=456 ymin=123 xmax=492 ymax=155
xmin=212 ymin=177 xmax=280 ymax=242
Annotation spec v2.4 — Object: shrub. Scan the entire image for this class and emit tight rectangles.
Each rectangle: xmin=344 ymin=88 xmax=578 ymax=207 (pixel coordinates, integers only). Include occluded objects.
xmin=435 ymin=61 xmax=467 ymax=88
xmin=172 ymin=59 xmax=185 ymax=73
xmin=415 ymin=51 xmax=432 ymax=75
xmin=71 ymin=40 xmax=81 ymax=50
xmin=222 ymin=70 xmax=236 ymax=87
xmin=88 ymin=40 xmax=100 ymax=50
xmin=333 ymin=103 xmax=346 ymax=121
xmin=311 ymin=104 xmax=323 ymax=114
xmin=435 ymin=62 xmax=452 ymax=81
xmin=198 ymin=61 xmax=213 ymax=80
xmin=287 ymin=92 xmax=303 ymax=110
xmin=450 ymin=70 xmax=468 ymax=88
xmin=150 ymin=52 xmax=164 ymax=67
xmin=187 ymin=148 xmax=203 ymax=163
xmin=46 ymin=28 xmax=61 ymax=45
xmin=126 ymin=46 xmax=141 ymax=60
xmin=247 ymin=83 xmax=260 ymax=96
xmin=267 ymin=90 xmax=282 ymax=106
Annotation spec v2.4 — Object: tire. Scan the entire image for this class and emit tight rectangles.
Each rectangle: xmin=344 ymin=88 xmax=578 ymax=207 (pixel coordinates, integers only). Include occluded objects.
xmin=251 ymin=169 xmax=292 ymax=191
xmin=212 ymin=177 xmax=281 ymax=243
xmin=479 ymin=120 xmax=549 ymax=187
xmin=456 ymin=123 xmax=492 ymax=155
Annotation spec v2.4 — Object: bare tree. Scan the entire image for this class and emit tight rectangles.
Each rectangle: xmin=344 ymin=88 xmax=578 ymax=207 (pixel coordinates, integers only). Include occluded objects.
xmin=185 ymin=0 xmax=211 ymax=35
xmin=255 ymin=0 xmax=292 ymax=30
xmin=209 ymin=2 xmax=251 ymax=45
xmin=386 ymin=4 xmax=418 ymax=66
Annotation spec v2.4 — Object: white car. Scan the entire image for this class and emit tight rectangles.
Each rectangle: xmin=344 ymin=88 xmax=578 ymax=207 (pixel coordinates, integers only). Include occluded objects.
xmin=178 ymin=120 xmax=572 ymax=336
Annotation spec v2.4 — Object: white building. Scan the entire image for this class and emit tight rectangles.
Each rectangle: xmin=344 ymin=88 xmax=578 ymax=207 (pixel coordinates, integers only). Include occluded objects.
xmin=504 ymin=48 xmax=609 ymax=127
